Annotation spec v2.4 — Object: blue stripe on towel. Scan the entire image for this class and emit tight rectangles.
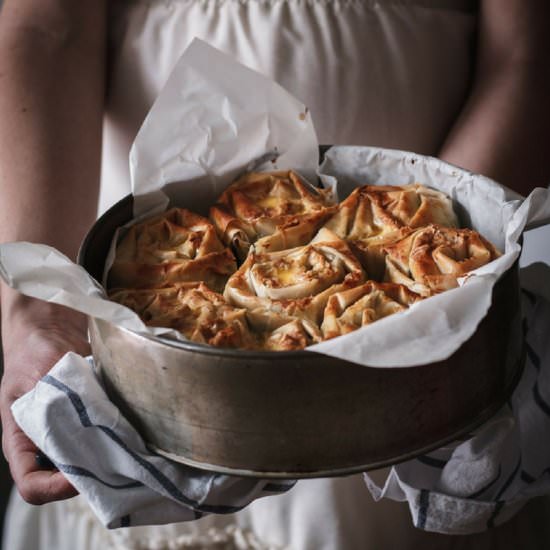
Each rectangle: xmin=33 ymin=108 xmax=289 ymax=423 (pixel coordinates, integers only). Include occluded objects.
xmin=494 ymin=457 xmax=521 ymax=501
xmin=43 ymin=375 xmax=92 ymax=426
xmin=55 ymin=463 xmax=143 ymax=490
xmin=416 ymin=489 xmax=430 ymax=529
xmin=468 ymin=465 xmax=502 ymax=499
xmin=416 ymin=455 xmax=447 ymax=469
xmin=41 ymin=375 xmax=252 ymax=515
xmin=533 ymin=381 xmax=550 ymax=417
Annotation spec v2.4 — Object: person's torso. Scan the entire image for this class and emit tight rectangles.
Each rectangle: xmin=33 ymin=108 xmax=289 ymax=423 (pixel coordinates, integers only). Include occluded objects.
xmin=100 ymin=0 xmax=478 ymax=213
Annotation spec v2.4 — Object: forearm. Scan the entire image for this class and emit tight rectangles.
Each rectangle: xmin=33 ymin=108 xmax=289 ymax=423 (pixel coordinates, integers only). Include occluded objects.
xmin=0 ymin=0 xmax=107 ymax=325
xmin=0 ymin=1 xmax=106 ymax=260
xmin=439 ymin=59 xmax=550 ymax=196
xmin=439 ymin=0 xmax=550 ymax=196
xmin=0 ymin=2 xmax=107 ymax=503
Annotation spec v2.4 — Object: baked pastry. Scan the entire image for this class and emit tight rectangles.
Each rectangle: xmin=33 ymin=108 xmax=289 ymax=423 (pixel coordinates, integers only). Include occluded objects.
xmin=109 ymin=282 xmax=257 ymax=349
xmin=224 ymin=227 xmax=366 ymax=330
xmin=383 ymin=224 xmax=501 ymax=296
xmin=323 ymin=183 xmax=458 ymax=279
xmin=106 ymin=178 xmax=501 ymax=352
xmin=263 ymin=319 xmax=323 ymax=351
xmin=210 ymin=170 xmax=335 ymax=259
xmin=364 ymin=183 xmax=459 ymax=228
xmin=321 ymin=281 xmax=422 ymax=340
xmin=108 ymin=208 xmax=237 ymax=293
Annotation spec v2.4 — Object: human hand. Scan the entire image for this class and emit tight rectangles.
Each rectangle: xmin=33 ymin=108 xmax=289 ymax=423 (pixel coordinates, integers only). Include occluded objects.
xmin=1 ymin=292 xmax=90 ymax=504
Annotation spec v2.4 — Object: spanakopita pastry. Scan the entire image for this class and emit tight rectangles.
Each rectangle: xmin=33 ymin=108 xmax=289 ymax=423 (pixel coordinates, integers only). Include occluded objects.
xmin=109 ymin=282 xmax=257 ymax=349
xmin=321 ymin=281 xmax=422 ymax=340
xmin=224 ymin=228 xmax=365 ymax=331
xmin=323 ymin=183 xmax=458 ymax=279
xmin=105 ymin=179 xmax=501 ymax=351
xmin=210 ymin=170 xmax=335 ymax=259
xmin=263 ymin=319 xmax=323 ymax=351
xmin=108 ymin=208 xmax=237 ymax=293
xmin=383 ymin=224 xmax=501 ymax=296
xmin=365 ymin=183 xmax=459 ymax=228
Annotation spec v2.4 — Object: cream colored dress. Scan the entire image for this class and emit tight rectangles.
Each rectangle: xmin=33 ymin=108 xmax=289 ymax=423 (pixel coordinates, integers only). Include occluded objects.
xmin=5 ymin=1 xmax=550 ymax=549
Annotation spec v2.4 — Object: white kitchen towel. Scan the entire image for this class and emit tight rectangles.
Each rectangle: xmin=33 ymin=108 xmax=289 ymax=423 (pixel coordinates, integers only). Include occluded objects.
xmin=11 ymin=352 xmax=295 ymax=529
xmin=364 ymin=262 xmax=550 ymax=534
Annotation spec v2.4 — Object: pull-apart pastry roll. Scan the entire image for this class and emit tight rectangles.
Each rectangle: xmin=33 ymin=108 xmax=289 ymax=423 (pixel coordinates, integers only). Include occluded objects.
xmin=224 ymin=227 xmax=365 ymax=330
xmin=324 ymin=183 xmax=458 ymax=279
xmin=321 ymin=281 xmax=422 ymax=340
xmin=109 ymin=283 xmax=257 ymax=349
xmin=263 ymin=319 xmax=323 ymax=351
xmin=210 ymin=170 xmax=334 ymax=259
xmin=383 ymin=224 xmax=501 ymax=296
xmin=364 ymin=183 xmax=459 ymax=229
xmin=108 ymin=208 xmax=237 ymax=293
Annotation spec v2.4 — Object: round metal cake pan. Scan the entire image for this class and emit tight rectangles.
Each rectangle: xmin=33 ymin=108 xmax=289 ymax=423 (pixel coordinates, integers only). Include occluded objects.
xmin=79 ymin=193 xmax=524 ymax=479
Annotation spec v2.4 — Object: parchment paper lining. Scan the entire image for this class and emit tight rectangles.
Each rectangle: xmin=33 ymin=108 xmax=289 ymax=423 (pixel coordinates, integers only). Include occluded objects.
xmin=1 ymin=40 xmax=549 ymax=368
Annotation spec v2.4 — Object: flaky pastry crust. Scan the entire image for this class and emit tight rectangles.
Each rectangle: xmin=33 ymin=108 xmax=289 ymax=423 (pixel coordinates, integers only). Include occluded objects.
xmin=383 ymin=224 xmax=501 ymax=296
xmin=109 ymin=282 xmax=257 ymax=349
xmin=321 ymin=281 xmax=422 ymax=340
xmin=210 ymin=170 xmax=335 ymax=259
xmin=263 ymin=319 xmax=323 ymax=351
xmin=324 ymin=183 xmax=458 ymax=279
xmin=224 ymin=228 xmax=365 ymax=331
xmin=107 ymin=176 xmax=502 ymax=352
xmin=108 ymin=208 xmax=237 ymax=293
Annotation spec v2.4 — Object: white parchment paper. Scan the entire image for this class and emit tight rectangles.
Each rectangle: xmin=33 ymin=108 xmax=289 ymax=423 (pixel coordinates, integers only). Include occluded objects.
xmin=129 ymin=39 xmax=319 ymax=218
xmin=1 ymin=40 xmax=550 ymax=369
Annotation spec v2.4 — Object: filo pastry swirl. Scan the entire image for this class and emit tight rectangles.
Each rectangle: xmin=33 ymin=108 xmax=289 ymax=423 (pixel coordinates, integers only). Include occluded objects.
xmin=323 ymin=183 xmax=459 ymax=279
xmin=224 ymin=227 xmax=366 ymax=331
xmin=210 ymin=170 xmax=335 ymax=259
xmin=321 ymin=281 xmax=421 ymax=340
xmin=109 ymin=282 xmax=257 ymax=349
xmin=263 ymin=319 xmax=323 ymax=351
xmin=383 ymin=224 xmax=501 ymax=296
xmin=108 ymin=208 xmax=237 ymax=293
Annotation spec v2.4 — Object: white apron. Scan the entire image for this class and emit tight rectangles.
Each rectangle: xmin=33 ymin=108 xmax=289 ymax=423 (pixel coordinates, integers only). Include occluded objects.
xmin=98 ymin=0 xmax=478 ymax=212
xmin=5 ymin=1 xmax=550 ymax=548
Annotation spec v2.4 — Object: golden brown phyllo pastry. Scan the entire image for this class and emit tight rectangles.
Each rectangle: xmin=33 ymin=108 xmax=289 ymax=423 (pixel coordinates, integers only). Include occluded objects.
xmin=321 ymin=282 xmax=421 ymax=340
xmin=263 ymin=319 xmax=323 ymax=351
xmin=223 ymin=228 xmax=365 ymax=330
xmin=383 ymin=224 xmax=501 ymax=296
xmin=109 ymin=282 xmax=257 ymax=349
xmin=108 ymin=208 xmax=236 ymax=293
xmin=209 ymin=170 xmax=335 ymax=260
xmin=323 ymin=183 xmax=458 ymax=280
xmin=108 ymin=172 xmax=501 ymax=351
